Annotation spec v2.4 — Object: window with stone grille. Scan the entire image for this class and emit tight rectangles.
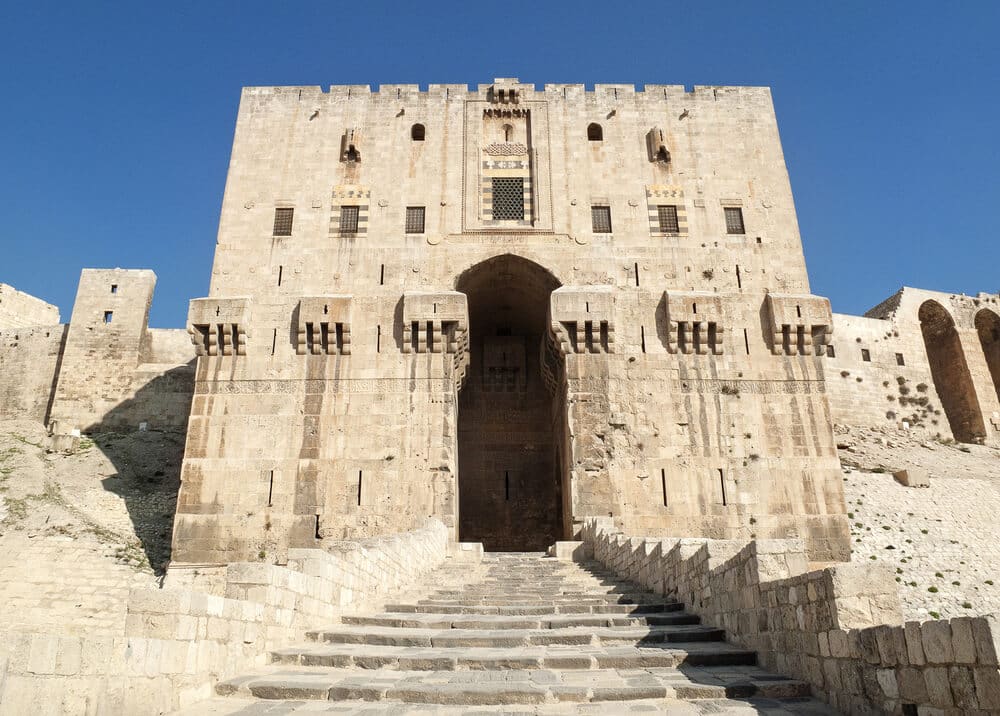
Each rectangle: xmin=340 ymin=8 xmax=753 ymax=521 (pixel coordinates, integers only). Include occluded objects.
xmin=491 ymin=178 xmax=524 ymax=220
xmin=273 ymin=208 xmax=294 ymax=236
xmin=724 ymin=207 xmax=745 ymax=234
xmin=340 ymin=206 xmax=360 ymax=234
xmin=405 ymin=206 xmax=425 ymax=234
xmin=591 ymin=205 xmax=612 ymax=233
xmin=657 ymin=205 xmax=679 ymax=233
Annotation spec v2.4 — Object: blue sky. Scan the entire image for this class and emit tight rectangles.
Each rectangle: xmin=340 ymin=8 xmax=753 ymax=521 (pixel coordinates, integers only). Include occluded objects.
xmin=1 ymin=1 xmax=997 ymax=327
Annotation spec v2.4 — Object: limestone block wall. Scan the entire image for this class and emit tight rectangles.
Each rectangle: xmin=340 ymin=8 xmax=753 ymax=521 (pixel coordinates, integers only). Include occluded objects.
xmin=0 ymin=325 xmax=66 ymax=422
xmin=43 ymin=270 xmax=196 ymax=435
xmin=174 ymin=79 xmax=851 ymax=564
xmin=827 ymin=288 xmax=1000 ymax=446
xmin=582 ymin=517 xmax=1000 ymax=714
xmin=0 ymin=519 xmax=450 ymax=715
xmin=0 ymin=284 xmax=59 ymax=329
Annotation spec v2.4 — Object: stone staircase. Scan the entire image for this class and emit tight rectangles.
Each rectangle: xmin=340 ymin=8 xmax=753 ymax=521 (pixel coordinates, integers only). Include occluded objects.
xmin=184 ymin=553 xmax=838 ymax=714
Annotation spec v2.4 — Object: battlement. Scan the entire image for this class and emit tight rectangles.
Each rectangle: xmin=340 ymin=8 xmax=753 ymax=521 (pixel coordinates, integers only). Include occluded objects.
xmin=240 ymin=81 xmax=772 ymax=104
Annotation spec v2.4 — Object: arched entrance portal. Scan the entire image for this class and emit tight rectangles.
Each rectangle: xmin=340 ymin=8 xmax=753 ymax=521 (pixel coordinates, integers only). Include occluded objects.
xmin=919 ymin=300 xmax=986 ymax=443
xmin=455 ymin=255 xmax=567 ymax=551
xmin=976 ymin=309 xmax=1000 ymax=405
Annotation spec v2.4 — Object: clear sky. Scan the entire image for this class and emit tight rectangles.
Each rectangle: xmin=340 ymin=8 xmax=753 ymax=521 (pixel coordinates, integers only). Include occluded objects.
xmin=1 ymin=1 xmax=997 ymax=327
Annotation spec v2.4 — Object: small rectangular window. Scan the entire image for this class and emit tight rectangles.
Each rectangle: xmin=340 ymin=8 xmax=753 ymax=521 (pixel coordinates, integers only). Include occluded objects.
xmin=591 ymin=205 xmax=612 ymax=233
xmin=826 ymin=344 xmax=836 ymax=358
xmin=657 ymin=205 xmax=679 ymax=233
xmin=340 ymin=206 xmax=359 ymax=234
xmin=405 ymin=206 xmax=425 ymax=234
xmin=103 ymin=311 xmax=113 ymax=324
xmin=110 ymin=284 xmax=118 ymax=294
xmin=861 ymin=348 xmax=871 ymax=362
xmin=896 ymin=353 xmax=905 ymax=366
xmin=724 ymin=207 xmax=745 ymax=234
xmin=273 ymin=207 xmax=294 ymax=236
xmin=491 ymin=178 xmax=524 ymax=220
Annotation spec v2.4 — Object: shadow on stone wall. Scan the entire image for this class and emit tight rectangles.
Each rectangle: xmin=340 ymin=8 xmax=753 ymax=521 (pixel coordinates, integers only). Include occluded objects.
xmin=80 ymin=363 xmax=194 ymax=575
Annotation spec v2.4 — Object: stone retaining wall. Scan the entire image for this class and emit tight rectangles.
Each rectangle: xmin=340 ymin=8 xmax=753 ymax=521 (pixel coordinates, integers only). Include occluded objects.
xmin=0 ymin=519 xmax=450 ymax=715
xmin=582 ymin=517 xmax=1000 ymax=714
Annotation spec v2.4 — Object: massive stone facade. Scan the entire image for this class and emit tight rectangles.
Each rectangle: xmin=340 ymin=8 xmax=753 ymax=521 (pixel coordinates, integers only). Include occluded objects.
xmin=171 ymin=78 xmax=851 ymax=565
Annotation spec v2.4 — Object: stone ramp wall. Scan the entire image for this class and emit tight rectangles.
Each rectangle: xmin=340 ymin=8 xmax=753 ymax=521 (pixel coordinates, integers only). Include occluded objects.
xmin=0 ymin=519 xmax=450 ymax=715
xmin=582 ymin=517 xmax=1000 ymax=714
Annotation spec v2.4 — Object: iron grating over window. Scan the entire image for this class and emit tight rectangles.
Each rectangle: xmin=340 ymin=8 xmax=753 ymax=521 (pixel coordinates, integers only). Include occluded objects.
xmin=405 ymin=206 xmax=425 ymax=234
xmin=724 ymin=207 xmax=745 ymax=234
xmin=273 ymin=207 xmax=294 ymax=236
xmin=657 ymin=205 xmax=679 ymax=233
xmin=340 ymin=205 xmax=360 ymax=234
xmin=491 ymin=178 xmax=524 ymax=220
xmin=591 ymin=205 xmax=612 ymax=233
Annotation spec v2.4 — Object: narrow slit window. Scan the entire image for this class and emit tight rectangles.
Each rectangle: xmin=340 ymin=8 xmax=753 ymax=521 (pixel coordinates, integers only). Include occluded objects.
xmin=895 ymin=352 xmax=905 ymax=366
xmin=591 ymin=205 xmax=612 ymax=233
xmin=718 ymin=469 xmax=727 ymax=506
xmin=861 ymin=348 xmax=871 ymax=362
xmin=634 ymin=262 xmax=640 ymax=287
xmin=661 ymin=469 xmax=668 ymax=507
xmin=587 ymin=123 xmax=603 ymax=141
xmin=103 ymin=311 xmax=113 ymax=324
xmin=410 ymin=123 xmax=425 ymax=141
xmin=504 ymin=471 xmax=510 ymax=501
xmin=657 ymin=205 xmax=679 ymax=233
xmin=273 ymin=207 xmax=294 ymax=236
xmin=314 ymin=514 xmax=321 ymax=539
xmin=110 ymin=284 xmax=118 ymax=294
xmin=357 ymin=471 xmax=363 ymax=507
xmin=267 ymin=470 xmax=274 ymax=507
xmin=376 ymin=325 xmax=381 ymax=353
xmin=736 ymin=264 xmax=742 ymax=289
xmin=405 ymin=206 xmax=425 ymax=234
xmin=827 ymin=344 xmax=836 ymax=358
xmin=277 ymin=265 xmax=283 ymax=286
xmin=641 ymin=325 xmax=646 ymax=353
xmin=340 ymin=205 xmax=360 ymax=234
xmin=271 ymin=328 xmax=277 ymax=355
xmin=743 ymin=328 xmax=750 ymax=355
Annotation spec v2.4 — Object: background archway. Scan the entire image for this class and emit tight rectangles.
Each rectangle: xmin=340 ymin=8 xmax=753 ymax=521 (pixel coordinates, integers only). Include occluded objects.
xmin=454 ymin=255 xmax=566 ymax=550
xmin=919 ymin=300 xmax=986 ymax=443
xmin=976 ymin=308 xmax=1000 ymax=405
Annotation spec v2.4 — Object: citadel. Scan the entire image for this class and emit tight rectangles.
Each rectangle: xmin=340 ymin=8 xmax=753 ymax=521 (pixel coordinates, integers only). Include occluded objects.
xmin=1 ymin=79 xmax=1000 ymax=714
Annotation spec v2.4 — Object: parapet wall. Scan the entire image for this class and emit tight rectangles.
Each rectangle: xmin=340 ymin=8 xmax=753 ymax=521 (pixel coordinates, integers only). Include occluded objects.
xmin=0 ymin=283 xmax=59 ymax=329
xmin=582 ymin=517 xmax=1000 ymax=714
xmin=0 ymin=519 xmax=451 ymax=715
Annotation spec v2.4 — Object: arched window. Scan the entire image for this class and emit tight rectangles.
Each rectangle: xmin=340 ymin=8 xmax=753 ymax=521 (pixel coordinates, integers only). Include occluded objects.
xmin=411 ymin=123 xmax=425 ymax=141
xmin=501 ymin=123 xmax=514 ymax=142
xmin=587 ymin=123 xmax=603 ymax=141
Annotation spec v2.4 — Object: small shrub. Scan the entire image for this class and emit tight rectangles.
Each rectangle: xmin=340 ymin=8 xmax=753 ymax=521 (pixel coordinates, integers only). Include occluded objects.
xmin=986 ymin=580 xmax=994 ymax=586
xmin=927 ymin=586 xmax=938 ymax=593
xmin=952 ymin=581 xmax=960 ymax=586
xmin=869 ymin=555 xmax=877 ymax=560
xmin=935 ymin=572 xmax=943 ymax=578
xmin=702 ymin=269 xmax=714 ymax=280
xmin=962 ymin=602 xmax=972 ymax=609
xmin=929 ymin=611 xmax=941 ymax=619
xmin=916 ymin=383 xmax=928 ymax=392
xmin=840 ymin=370 xmax=850 ymax=378
xmin=921 ymin=529 xmax=929 ymax=534
xmin=896 ymin=568 xmax=904 ymax=574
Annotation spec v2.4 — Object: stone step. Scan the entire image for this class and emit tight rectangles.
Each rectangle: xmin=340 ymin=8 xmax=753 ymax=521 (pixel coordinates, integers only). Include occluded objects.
xmin=341 ymin=611 xmax=701 ymax=630
xmin=308 ymin=623 xmax=726 ymax=649
xmin=271 ymin=641 xmax=754 ymax=670
xmin=385 ymin=601 xmax=685 ymax=615
xmin=216 ymin=665 xmax=811 ymax=705
xmin=182 ymin=696 xmax=839 ymax=714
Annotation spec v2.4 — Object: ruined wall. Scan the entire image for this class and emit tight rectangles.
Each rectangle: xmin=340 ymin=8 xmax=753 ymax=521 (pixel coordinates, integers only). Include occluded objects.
xmin=826 ymin=288 xmax=1000 ymax=446
xmin=173 ymin=79 xmax=850 ymax=564
xmin=0 ymin=284 xmax=59 ymax=329
xmin=0 ymin=270 xmax=199 ymax=435
xmin=0 ymin=325 xmax=67 ymax=422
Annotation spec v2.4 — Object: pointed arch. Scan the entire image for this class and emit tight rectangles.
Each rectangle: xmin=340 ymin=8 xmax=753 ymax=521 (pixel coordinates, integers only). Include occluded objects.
xmin=587 ymin=123 xmax=603 ymax=141
xmin=919 ymin=300 xmax=986 ymax=443
xmin=975 ymin=308 xmax=1000 ymax=406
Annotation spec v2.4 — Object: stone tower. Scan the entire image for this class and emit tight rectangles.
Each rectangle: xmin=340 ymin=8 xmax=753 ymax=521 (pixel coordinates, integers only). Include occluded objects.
xmin=172 ymin=79 xmax=850 ymax=565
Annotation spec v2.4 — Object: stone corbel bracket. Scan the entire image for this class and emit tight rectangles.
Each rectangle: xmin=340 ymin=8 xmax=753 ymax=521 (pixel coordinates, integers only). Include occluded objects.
xmin=187 ymin=297 xmax=251 ymax=357
xmin=664 ymin=290 xmax=725 ymax=355
xmin=402 ymin=291 xmax=469 ymax=387
xmin=297 ymin=296 xmax=352 ymax=355
xmin=764 ymin=293 xmax=833 ymax=356
xmin=549 ymin=287 xmax=615 ymax=355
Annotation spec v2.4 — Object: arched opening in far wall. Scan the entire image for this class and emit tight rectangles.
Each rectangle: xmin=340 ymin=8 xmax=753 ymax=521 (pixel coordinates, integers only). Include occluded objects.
xmin=454 ymin=254 xmax=568 ymax=551
xmin=919 ymin=300 xmax=986 ymax=443
xmin=976 ymin=309 xmax=1000 ymax=406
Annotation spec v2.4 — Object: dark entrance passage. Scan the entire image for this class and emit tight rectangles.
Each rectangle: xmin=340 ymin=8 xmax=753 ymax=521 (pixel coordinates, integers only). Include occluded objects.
xmin=976 ymin=309 xmax=1000 ymax=405
xmin=919 ymin=300 xmax=986 ymax=443
xmin=455 ymin=255 xmax=565 ymax=551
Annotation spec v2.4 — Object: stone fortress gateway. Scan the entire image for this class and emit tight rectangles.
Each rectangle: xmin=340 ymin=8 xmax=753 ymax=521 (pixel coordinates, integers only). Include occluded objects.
xmin=172 ymin=78 xmax=855 ymax=565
